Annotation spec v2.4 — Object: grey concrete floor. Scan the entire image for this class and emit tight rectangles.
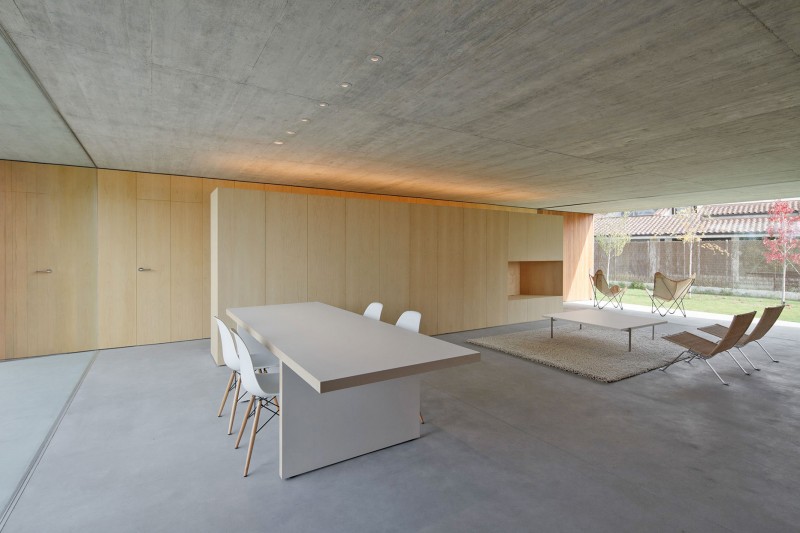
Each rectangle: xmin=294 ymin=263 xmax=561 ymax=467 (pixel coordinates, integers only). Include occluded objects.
xmin=2 ymin=305 xmax=798 ymax=532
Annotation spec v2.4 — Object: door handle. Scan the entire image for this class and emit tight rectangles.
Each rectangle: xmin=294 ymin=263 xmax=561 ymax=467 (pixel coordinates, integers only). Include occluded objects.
xmin=34 ymin=269 xmax=53 ymax=274
xmin=138 ymin=267 xmax=153 ymax=272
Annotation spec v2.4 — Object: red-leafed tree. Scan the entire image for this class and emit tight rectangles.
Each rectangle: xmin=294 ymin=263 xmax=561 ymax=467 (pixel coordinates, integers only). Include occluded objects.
xmin=763 ymin=200 xmax=800 ymax=304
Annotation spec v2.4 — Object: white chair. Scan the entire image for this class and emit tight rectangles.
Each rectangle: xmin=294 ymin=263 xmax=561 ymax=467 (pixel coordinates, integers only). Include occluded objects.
xmin=232 ymin=331 xmax=281 ymax=477
xmin=214 ymin=317 xmax=278 ymax=436
xmin=363 ymin=302 xmax=383 ymax=321
xmin=396 ymin=310 xmax=421 ymax=333
xmin=395 ymin=310 xmax=424 ymax=423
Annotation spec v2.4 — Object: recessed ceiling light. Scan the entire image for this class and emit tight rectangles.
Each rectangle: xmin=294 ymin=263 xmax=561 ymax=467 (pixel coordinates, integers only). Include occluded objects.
xmin=273 ymin=140 xmax=284 ymax=145
xmin=300 ymin=118 xmax=310 ymax=123
xmin=318 ymin=102 xmax=329 ymax=107
xmin=369 ymin=54 xmax=383 ymax=63
xmin=340 ymin=82 xmax=352 ymax=88
xmin=286 ymin=131 xmax=296 ymax=135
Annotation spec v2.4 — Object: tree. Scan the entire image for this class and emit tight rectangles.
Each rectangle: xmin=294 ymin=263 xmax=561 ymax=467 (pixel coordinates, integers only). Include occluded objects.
xmin=596 ymin=213 xmax=631 ymax=280
xmin=763 ymin=200 xmax=800 ymax=305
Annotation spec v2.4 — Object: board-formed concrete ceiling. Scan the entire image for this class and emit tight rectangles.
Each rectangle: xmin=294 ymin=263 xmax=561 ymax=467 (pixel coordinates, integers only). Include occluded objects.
xmin=0 ymin=0 xmax=798 ymax=213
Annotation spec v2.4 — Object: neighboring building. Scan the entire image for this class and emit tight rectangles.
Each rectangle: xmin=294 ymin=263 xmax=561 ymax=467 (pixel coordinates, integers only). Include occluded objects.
xmin=594 ymin=201 xmax=800 ymax=295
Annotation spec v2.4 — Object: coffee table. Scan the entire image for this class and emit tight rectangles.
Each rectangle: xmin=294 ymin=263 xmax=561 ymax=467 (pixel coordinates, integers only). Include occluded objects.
xmin=542 ymin=309 xmax=667 ymax=351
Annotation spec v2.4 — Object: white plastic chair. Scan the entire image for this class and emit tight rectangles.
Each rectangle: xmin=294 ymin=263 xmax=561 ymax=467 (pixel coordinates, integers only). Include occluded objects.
xmin=395 ymin=310 xmax=424 ymax=423
xmin=396 ymin=310 xmax=421 ymax=333
xmin=214 ymin=317 xmax=278 ymax=436
xmin=232 ymin=331 xmax=281 ymax=477
xmin=363 ymin=302 xmax=383 ymax=321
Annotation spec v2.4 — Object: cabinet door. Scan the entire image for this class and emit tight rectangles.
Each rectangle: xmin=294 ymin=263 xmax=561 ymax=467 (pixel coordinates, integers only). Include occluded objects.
xmin=307 ymin=195 xmax=346 ymax=308
xmin=508 ymin=212 xmax=528 ymax=260
xmin=486 ymin=210 xmax=509 ymax=327
xmin=265 ymin=191 xmax=308 ymax=305
xmin=528 ymin=215 xmax=563 ymax=260
xmin=437 ymin=207 xmax=464 ymax=334
xmin=137 ymin=199 xmax=171 ymax=344
xmin=28 ymin=166 xmax=98 ymax=356
xmin=379 ymin=202 xmax=410 ymax=325
xmin=463 ymin=209 xmax=487 ymax=330
xmin=171 ymin=201 xmax=203 ymax=341
xmin=409 ymin=204 xmax=438 ymax=334
xmin=345 ymin=198 xmax=380 ymax=314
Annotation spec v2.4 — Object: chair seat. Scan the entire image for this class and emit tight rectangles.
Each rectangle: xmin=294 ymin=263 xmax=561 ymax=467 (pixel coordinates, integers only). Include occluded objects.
xmin=251 ymin=350 xmax=280 ymax=369
xmin=249 ymin=372 xmax=281 ymax=398
xmin=698 ymin=324 xmax=751 ymax=346
xmin=662 ymin=331 xmax=717 ymax=356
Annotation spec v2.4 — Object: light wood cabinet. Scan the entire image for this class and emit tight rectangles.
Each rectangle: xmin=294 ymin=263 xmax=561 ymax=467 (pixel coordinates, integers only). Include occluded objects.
xmin=463 ymin=209 xmax=487 ymax=330
xmin=437 ymin=207 xmax=464 ymax=334
xmin=203 ymin=179 xmax=235 ymax=337
xmin=486 ymin=210 xmax=509 ymax=327
xmin=410 ymin=204 xmax=438 ymax=335
xmin=171 ymin=201 xmax=203 ymax=341
xmin=379 ymin=202 xmax=410 ymax=325
xmin=528 ymin=214 xmax=563 ymax=261
xmin=345 ymin=198 xmax=380 ymax=314
xmin=508 ymin=212 xmax=528 ymax=260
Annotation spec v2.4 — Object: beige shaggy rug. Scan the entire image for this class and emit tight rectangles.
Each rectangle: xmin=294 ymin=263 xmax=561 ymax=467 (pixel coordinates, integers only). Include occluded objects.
xmin=468 ymin=325 xmax=683 ymax=383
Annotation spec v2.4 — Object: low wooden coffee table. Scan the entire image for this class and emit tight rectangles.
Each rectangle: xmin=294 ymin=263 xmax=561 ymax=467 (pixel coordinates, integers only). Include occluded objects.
xmin=542 ymin=309 xmax=667 ymax=352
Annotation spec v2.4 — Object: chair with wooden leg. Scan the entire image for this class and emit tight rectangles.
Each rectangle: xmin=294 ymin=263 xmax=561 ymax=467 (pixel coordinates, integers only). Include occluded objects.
xmin=698 ymin=305 xmax=785 ymax=366
xmin=363 ymin=302 xmax=383 ymax=321
xmin=214 ymin=317 xmax=278 ymax=436
xmin=660 ymin=311 xmax=756 ymax=386
xmin=396 ymin=310 xmax=425 ymax=424
xmin=232 ymin=331 xmax=280 ymax=477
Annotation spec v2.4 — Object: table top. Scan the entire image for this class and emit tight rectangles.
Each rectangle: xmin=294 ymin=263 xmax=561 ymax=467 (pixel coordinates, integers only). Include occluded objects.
xmin=543 ymin=309 xmax=667 ymax=331
xmin=227 ymin=302 xmax=480 ymax=393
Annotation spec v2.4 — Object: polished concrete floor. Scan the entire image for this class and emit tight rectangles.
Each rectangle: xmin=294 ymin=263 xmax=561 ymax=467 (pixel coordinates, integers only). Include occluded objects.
xmin=2 ymin=305 xmax=798 ymax=532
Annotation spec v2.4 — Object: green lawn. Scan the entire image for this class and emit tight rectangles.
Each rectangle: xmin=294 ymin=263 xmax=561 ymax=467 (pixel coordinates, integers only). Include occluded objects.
xmin=618 ymin=289 xmax=799 ymax=323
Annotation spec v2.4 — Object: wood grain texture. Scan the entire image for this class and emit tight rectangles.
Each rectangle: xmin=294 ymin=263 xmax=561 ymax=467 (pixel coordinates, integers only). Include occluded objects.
xmin=235 ymin=181 xmax=266 ymax=191
xmin=507 ymin=297 xmax=527 ymax=324
xmin=265 ymin=191 xmax=308 ymax=304
xmin=462 ymin=208 xmax=487 ymax=330
xmin=409 ymin=204 xmax=438 ymax=335
xmin=527 ymin=295 xmax=563 ymax=321
xmin=0 ymin=160 xmax=9 ymax=191
xmin=345 ymin=198 xmax=380 ymax=314
xmin=436 ymin=207 xmax=464 ymax=334
xmin=0 ymin=191 xmax=6 ymax=358
xmin=508 ymin=212 xmax=528 ymax=260
xmin=379 ymin=202 xmax=410 ymax=325
xmin=97 ymin=169 xmax=137 ymax=349
xmin=137 ymin=172 xmax=170 ymax=200
xmin=7 ymin=192 xmax=29 ymax=357
xmin=486 ymin=210 xmax=509 ymax=326
xmin=211 ymin=188 xmax=266 ymax=363
xmin=203 ymin=179 xmax=235 ymax=337
xmin=171 ymin=174 xmax=202 ymax=203
xmin=10 ymin=161 xmax=36 ymax=193
xmin=171 ymin=201 xmax=203 ymax=341
xmin=528 ymin=214 xmax=563 ymax=261
xmin=137 ymin=199 xmax=171 ymax=345
xmin=561 ymin=212 xmax=594 ymax=301
xmin=520 ymin=261 xmax=564 ymax=296
xmin=307 ymin=195 xmax=346 ymax=308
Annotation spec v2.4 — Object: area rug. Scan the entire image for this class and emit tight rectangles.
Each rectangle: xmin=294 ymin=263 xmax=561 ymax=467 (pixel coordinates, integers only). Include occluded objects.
xmin=467 ymin=325 xmax=683 ymax=383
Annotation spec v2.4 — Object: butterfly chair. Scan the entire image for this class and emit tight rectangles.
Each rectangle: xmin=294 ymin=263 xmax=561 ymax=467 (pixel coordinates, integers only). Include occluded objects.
xmin=396 ymin=310 xmax=425 ymax=424
xmin=645 ymin=272 xmax=695 ymax=317
xmin=363 ymin=302 xmax=383 ymax=321
xmin=214 ymin=317 xmax=279 ymax=435
xmin=589 ymin=269 xmax=626 ymax=309
xmin=660 ymin=311 xmax=755 ymax=385
xmin=232 ymin=330 xmax=280 ymax=477
xmin=698 ymin=305 xmax=785 ymax=367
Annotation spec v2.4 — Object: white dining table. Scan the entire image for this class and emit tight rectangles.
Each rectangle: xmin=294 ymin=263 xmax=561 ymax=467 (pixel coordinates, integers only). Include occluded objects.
xmin=227 ymin=302 xmax=480 ymax=479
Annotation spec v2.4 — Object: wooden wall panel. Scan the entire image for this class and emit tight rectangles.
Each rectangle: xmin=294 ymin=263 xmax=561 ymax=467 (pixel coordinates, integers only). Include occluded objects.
xmin=171 ymin=201 xmax=203 ymax=341
xmin=462 ymin=208 xmax=486 ymax=330
xmin=486 ymin=210 xmax=508 ymax=327
xmin=561 ymin=212 xmax=594 ymax=301
xmin=136 ymin=199 xmax=171 ymax=345
xmin=136 ymin=172 xmax=170 ymax=200
xmin=97 ymin=170 xmax=137 ymax=349
xmin=203 ymin=179 xmax=235 ymax=338
xmin=307 ymin=195 xmax=346 ymax=308
xmin=235 ymin=181 xmax=265 ymax=191
xmin=171 ymin=175 xmax=202 ymax=203
xmin=409 ymin=204 xmax=438 ymax=335
xmin=379 ymin=202 xmax=410 ymax=325
xmin=0 ymin=190 xmax=5 ymax=358
xmin=520 ymin=261 xmax=563 ymax=296
xmin=508 ymin=212 xmax=528 ymax=260
xmin=507 ymin=297 xmax=527 ymax=324
xmin=211 ymin=188 xmax=266 ymax=363
xmin=10 ymin=161 xmax=36 ymax=192
xmin=7 ymin=191 xmax=29 ymax=356
xmin=0 ymin=160 xmax=9 ymax=191
xmin=345 ymin=198 xmax=380 ymax=314
xmin=265 ymin=191 xmax=308 ymax=304
xmin=436 ymin=207 xmax=464 ymax=334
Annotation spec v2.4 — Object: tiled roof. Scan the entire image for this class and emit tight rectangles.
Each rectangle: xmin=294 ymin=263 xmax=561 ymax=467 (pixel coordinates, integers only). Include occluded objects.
xmin=595 ymin=200 xmax=800 ymax=237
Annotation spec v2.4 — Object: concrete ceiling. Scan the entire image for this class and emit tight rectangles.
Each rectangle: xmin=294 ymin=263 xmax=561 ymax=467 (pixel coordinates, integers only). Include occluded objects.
xmin=0 ymin=0 xmax=798 ymax=213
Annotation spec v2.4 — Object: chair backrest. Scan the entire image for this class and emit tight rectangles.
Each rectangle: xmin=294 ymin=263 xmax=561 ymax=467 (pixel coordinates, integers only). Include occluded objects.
xmin=396 ymin=310 xmax=422 ymax=333
xmin=214 ymin=317 xmax=240 ymax=371
xmin=232 ymin=330 xmax=266 ymax=397
xmin=745 ymin=305 xmax=785 ymax=343
xmin=710 ymin=311 xmax=757 ymax=356
xmin=652 ymin=272 xmax=694 ymax=301
xmin=363 ymin=302 xmax=383 ymax=321
xmin=593 ymin=269 xmax=610 ymax=293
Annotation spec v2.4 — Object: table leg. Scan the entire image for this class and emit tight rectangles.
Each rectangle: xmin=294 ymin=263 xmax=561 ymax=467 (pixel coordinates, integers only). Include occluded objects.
xmin=628 ymin=329 xmax=632 ymax=352
xmin=652 ymin=325 xmax=655 ymax=339
xmin=550 ymin=317 xmax=554 ymax=338
xmin=579 ymin=323 xmax=582 ymax=330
